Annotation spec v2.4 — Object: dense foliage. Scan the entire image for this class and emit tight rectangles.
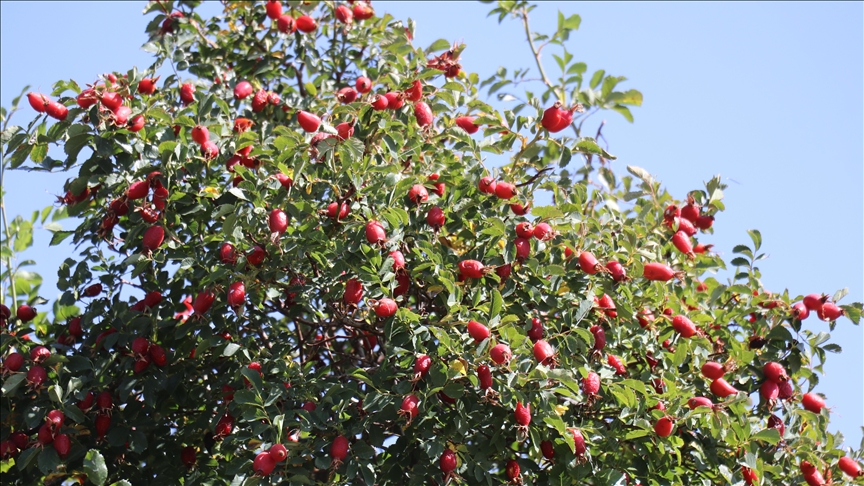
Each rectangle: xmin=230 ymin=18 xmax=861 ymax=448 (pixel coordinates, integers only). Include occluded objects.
xmin=1 ymin=1 xmax=862 ymax=485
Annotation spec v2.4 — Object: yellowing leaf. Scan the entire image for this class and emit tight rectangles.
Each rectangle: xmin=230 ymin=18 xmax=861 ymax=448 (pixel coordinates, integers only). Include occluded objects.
xmin=450 ymin=359 xmax=467 ymax=376
xmin=554 ymin=404 xmax=569 ymax=416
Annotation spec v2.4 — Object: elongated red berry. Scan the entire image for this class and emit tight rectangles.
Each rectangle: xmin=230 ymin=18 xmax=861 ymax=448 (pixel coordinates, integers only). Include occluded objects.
xmin=839 ymin=456 xmax=863 ymax=478
xmin=514 ymin=401 xmax=531 ymax=426
xmin=455 ymin=116 xmax=479 ymax=134
xmin=477 ymin=364 xmax=492 ymax=389
xmin=297 ymin=111 xmax=321 ymax=132
xmin=495 ymin=181 xmax=516 ymax=200
xmin=234 ymin=80 xmax=253 ymax=100
xmin=578 ymin=251 xmax=600 ymax=274
xmin=371 ymin=298 xmax=397 ymax=317
xmin=478 ymin=176 xmax=497 ymax=195
xmin=440 ymin=449 xmax=457 ymax=473
xmin=688 ymin=396 xmax=713 ymax=409
xmin=180 ymin=83 xmax=196 ymax=105
xmin=426 ymin=206 xmax=445 ymax=229
xmin=643 ymin=262 xmax=677 ymax=281
xmin=296 ymin=15 xmax=317 ymax=33
xmin=514 ymin=237 xmax=531 ymax=262
xmin=343 ymin=278 xmax=364 ymax=305
xmin=17 ymin=304 xmax=37 ymax=322
xmin=606 ymin=261 xmax=627 ymax=281
xmin=590 ymin=325 xmax=606 ymax=351
xmin=330 ymin=435 xmax=349 ymax=462
xmin=801 ymin=392 xmax=826 ymax=413
xmin=28 ymin=365 xmax=47 ymax=386
xmin=571 ymin=428 xmax=587 ymax=456
xmin=672 ymin=315 xmax=697 ymax=338
xmin=541 ymin=104 xmax=573 ymax=133
xmin=803 ymin=293 xmax=827 ymax=312
xmin=142 ymin=225 xmax=165 ymax=251
xmin=269 ymin=209 xmax=288 ymax=234
xmin=710 ymin=378 xmax=738 ymax=398
xmin=458 ymin=260 xmax=485 ymax=279
xmin=817 ymin=302 xmax=844 ymax=321
xmin=414 ymin=101 xmax=433 ymax=127
xmin=276 ymin=15 xmax=295 ymax=33
xmin=533 ymin=339 xmax=554 ymax=365
xmin=582 ymin=371 xmax=600 ymax=396
xmin=335 ymin=5 xmax=353 ymax=24
xmin=671 ymin=231 xmax=693 ymax=256
xmin=191 ymin=125 xmax=209 ymax=145
xmin=467 ymin=320 xmax=490 ymax=344
xmin=46 ymin=101 xmax=68 ymax=121
xmin=265 ymin=0 xmax=282 ymax=19
xmin=28 ymin=92 xmax=49 ymax=112
xmin=353 ymin=1 xmax=374 ymax=20
xmin=701 ymin=362 xmax=725 ymax=380
xmin=540 ymin=440 xmax=555 ymax=460
xmin=763 ymin=362 xmax=788 ymax=383
xmin=227 ymin=282 xmax=245 ymax=308
xmin=370 ymin=94 xmax=388 ymax=110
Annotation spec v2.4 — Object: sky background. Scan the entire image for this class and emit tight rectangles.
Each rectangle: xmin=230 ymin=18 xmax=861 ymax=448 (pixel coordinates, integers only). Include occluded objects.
xmin=1 ymin=2 xmax=862 ymax=448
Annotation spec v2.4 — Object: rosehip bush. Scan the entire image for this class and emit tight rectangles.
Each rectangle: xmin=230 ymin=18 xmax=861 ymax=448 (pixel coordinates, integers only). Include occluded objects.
xmin=1 ymin=1 xmax=862 ymax=485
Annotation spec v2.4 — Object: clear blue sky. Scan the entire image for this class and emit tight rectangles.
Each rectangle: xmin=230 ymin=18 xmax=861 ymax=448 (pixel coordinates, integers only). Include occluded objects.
xmin=2 ymin=2 xmax=861 ymax=446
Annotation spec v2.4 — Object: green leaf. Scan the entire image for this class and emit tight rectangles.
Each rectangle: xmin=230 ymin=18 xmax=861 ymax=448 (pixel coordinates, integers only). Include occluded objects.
xmin=746 ymin=229 xmax=762 ymax=252
xmin=30 ymin=144 xmax=48 ymax=163
xmin=1 ymin=374 xmax=26 ymax=395
xmin=589 ymin=70 xmax=605 ymax=90
xmin=530 ymin=206 xmax=565 ymax=219
xmin=751 ymin=428 xmax=780 ymax=445
xmin=490 ymin=289 xmax=503 ymax=319
xmin=37 ymin=446 xmax=59 ymax=475
xmin=84 ymin=449 xmax=108 ymax=486
xmin=223 ymin=343 xmax=242 ymax=357
xmin=17 ymin=447 xmax=39 ymax=471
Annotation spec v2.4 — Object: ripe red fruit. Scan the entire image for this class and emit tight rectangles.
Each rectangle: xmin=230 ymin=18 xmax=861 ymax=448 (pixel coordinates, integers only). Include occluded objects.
xmin=505 ymin=459 xmax=520 ymax=481
xmin=52 ymin=433 xmax=70 ymax=455
xmin=606 ymin=261 xmax=627 ymax=282
xmin=458 ymin=259 xmax=485 ymax=279
xmin=46 ymin=409 xmax=65 ymax=430
xmin=83 ymin=283 xmax=103 ymax=297
xmin=672 ymin=314 xmax=697 ymax=338
xmin=253 ymin=451 xmax=277 ymax=476
xmin=265 ymin=0 xmax=282 ymax=19
xmin=582 ymin=371 xmax=600 ymax=396
xmin=760 ymin=380 xmax=780 ymax=401
xmin=335 ymin=4 xmax=353 ymax=24
xmin=514 ymin=401 xmax=531 ymax=426
xmin=763 ymin=362 xmax=788 ymax=383
xmin=817 ymin=302 xmax=844 ymax=321
xmin=677 ymin=217 xmax=697 ymax=236
xmin=688 ymin=396 xmax=714 ymax=410
xmin=190 ymin=125 xmax=209 ymax=145
xmin=540 ymin=440 xmax=555 ymax=460
xmin=353 ymin=1 xmax=374 ymax=20
xmin=149 ymin=344 xmax=166 ymax=366
xmin=525 ymin=318 xmax=543 ymax=343
xmin=803 ymin=293 xmax=827 ymax=312
xmin=276 ymin=14 xmax=295 ymax=33
xmin=131 ymin=337 xmax=150 ymax=356
xmin=370 ymin=94 xmax=389 ymax=110
xmin=269 ymin=208 xmax=288 ymax=234
xmin=371 ymin=298 xmax=397 ymax=317
xmin=142 ymin=225 xmax=165 ymax=251
xmin=296 ymin=15 xmax=317 ymax=33
xmin=336 ymin=122 xmax=354 ymax=140
xmin=408 ymin=184 xmax=429 ymax=204
xmin=355 ymin=77 xmax=372 ymax=94
xmin=27 ymin=92 xmax=49 ymax=112
xmin=220 ymin=243 xmax=238 ymax=265
xmin=330 ymin=435 xmax=349 ymax=462
xmin=578 ymin=251 xmax=600 ymax=274
xmin=301 ymin=401 xmax=316 ymax=412
xmin=490 ymin=343 xmax=512 ymax=365
xmin=96 ymin=391 xmax=113 ymax=410
xmin=0 ymin=441 xmax=18 ymax=460
xmin=400 ymin=394 xmax=420 ymax=418
xmin=510 ymin=202 xmax=529 ymax=215
xmin=710 ymin=378 xmax=738 ymax=398
xmin=701 ymin=362 xmax=725 ymax=380
xmin=778 ymin=380 xmax=794 ymax=400
xmin=514 ymin=237 xmax=531 ymax=262
xmin=275 ymin=172 xmax=293 ymax=189
xmin=541 ymin=104 xmax=574 ymax=133
xmin=694 ymin=215 xmax=714 ymax=230
xmin=137 ymin=77 xmax=159 ymax=95
xmin=269 ymin=443 xmax=287 ymax=463
xmin=477 ymin=364 xmax=493 ymax=389
xmin=251 ymin=89 xmax=268 ymax=112
xmin=467 ymin=320 xmax=490 ymax=344
xmin=839 ymin=456 xmax=863 ymax=478
xmin=414 ymin=101 xmax=433 ymax=127
xmin=343 ymin=278 xmax=364 ymax=305
xmin=327 ymin=201 xmax=350 ymax=220
xmin=128 ymin=114 xmax=145 ymax=132
xmin=495 ymin=263 xmax=512 ymax=281
xmin=533 ymin=339 xmax=554 ymax=365
xmin=38 ymin=423 xmax=55 ymax=445
xmin=671 ymin=230 xmax=693 ymax=256
xmin=801 ymin=392 xmax=826 ymax=413
xmin=515 ymin=222 xmax=534 ymax=239
xmin=193 ymin=289 xmax=216 ymax=314
xmin=643 ymin=262 xmax=679 ymax=281
xmin=571 ymin=429 xmax=587 ymax=456
xmin=100 ymin=92 xmax=123 ymax=110
xmin=413 ymin=354 xmax=431 ymax=378
xmin=394 ymin=274 xmax=410 ymax=296
xmin=17 ymin=304 xmax=37 ymax=322
xmin=388 ymin=250 xmax=406 ymax=270
xmin=590 ymin=325 xmax=606 ymax=351
xmin=596 ymin=294 xmax=617 ymax=318
xmin=495 ymin=181 xmax=516 ymax=200
xmin=297 ymin=110 xmax=321 ymax=132
xmin=654 ymin=417 xmax=674 ymax=437
xmin=792 ymin=302 xmax=811 ymax=320
xmin=77 ymin=89 xmax=98 ymax=108
xmin=234 ymin=80 xmax=253 ymax=100
xmin=426 ymin=206 xmax=445 ymax=229
xmin=30 ymin=346 xmax=51 ymax=363
xmin=227 ymin=282 xmax=246 ymax=308
xmin=365 ymin=220 xmax=386 ymax=244
xmin=440 ymin=449 xmax=457 ymax=473
xmin=451 ymin=116 xmax=480 ymax=136
xmin=214 ymin=413 xmax=233 ymax=437
xmin=477 ymin=176 xmax=497 ymax=195
xmin=245 ymin=246 xmax=265 ymax=267
xmin=532 ymin=222 xmax=553 ymax=241
xmin=4 ymin=352 xmax=24 ymax=371
xmin=201 ymin=140 xmax=219 ymax=159
xmin=179 ymin=83 xmax=196 ymax=105
xmin=681 ymin=203 xmax=699 ymax=222
xmin=337 ymin=87 xmax=358 ymax=104
xmin=181 ymin=446 xmax=196 ymax=468
xmin=95 ymin=413 xmax=111 ymax=438
xmin=126 ymin=180 xmax=150 ymax=200
xmin=46 ymin=101 xmax=68 ymax=121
